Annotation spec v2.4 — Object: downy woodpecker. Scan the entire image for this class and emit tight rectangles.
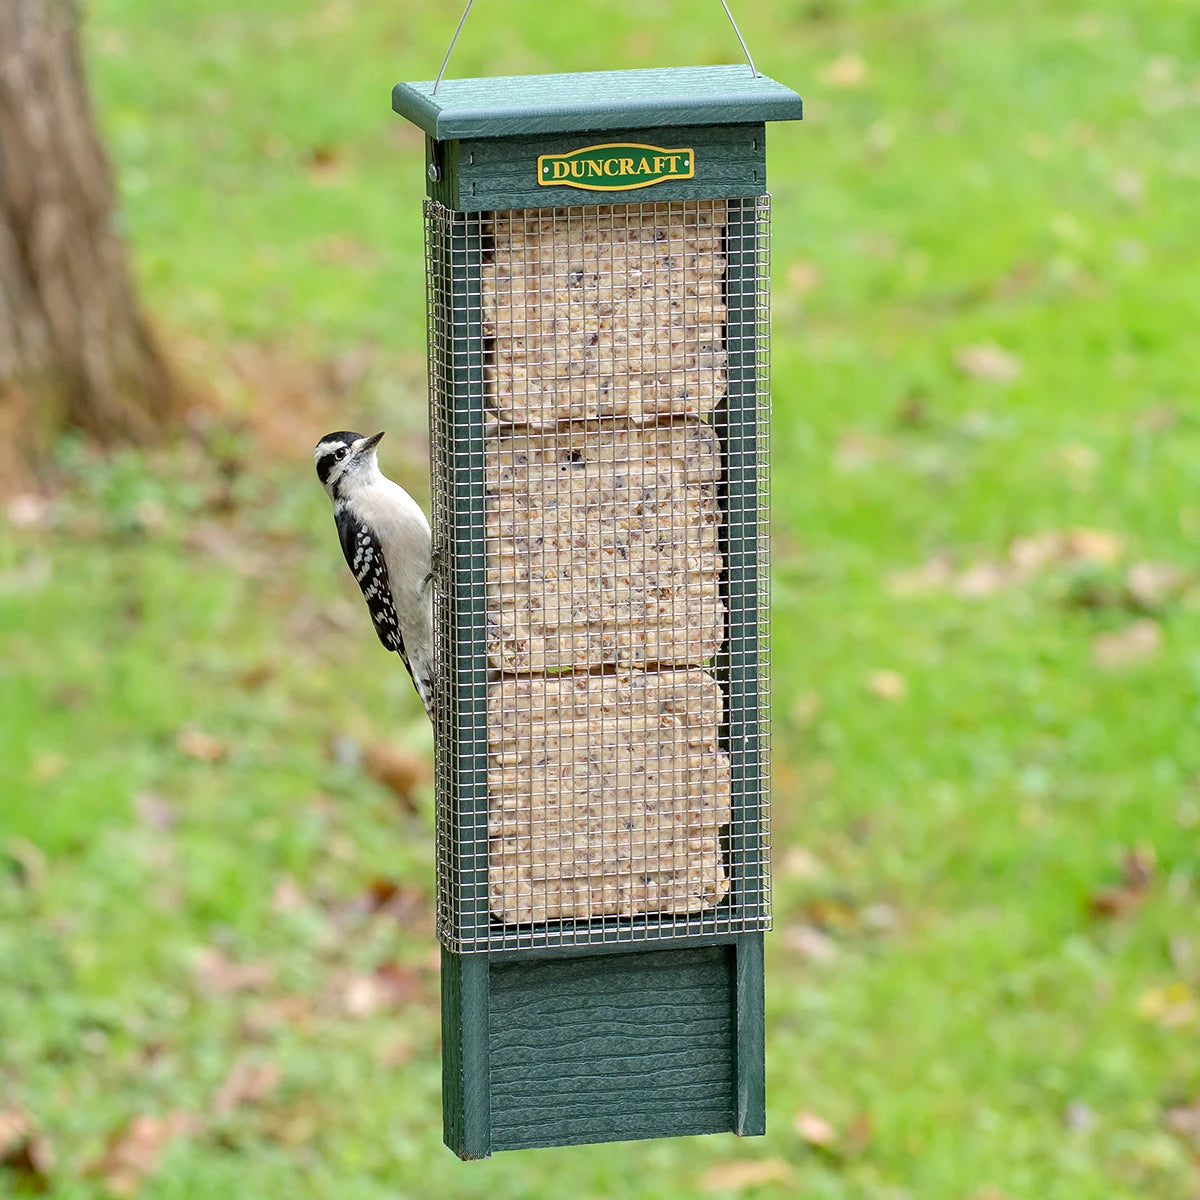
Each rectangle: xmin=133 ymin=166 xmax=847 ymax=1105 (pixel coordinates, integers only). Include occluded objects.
xmin=314 ymin=430 xmax=434 ymax=715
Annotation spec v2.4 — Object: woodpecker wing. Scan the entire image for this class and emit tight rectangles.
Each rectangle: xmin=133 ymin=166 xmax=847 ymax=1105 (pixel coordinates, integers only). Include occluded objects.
xmin=334 ymin=504 xmax=413 ymax=673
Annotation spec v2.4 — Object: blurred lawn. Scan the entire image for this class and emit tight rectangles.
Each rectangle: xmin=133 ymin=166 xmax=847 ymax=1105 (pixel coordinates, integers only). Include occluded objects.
xmin=3 ymin=0 xmax=1200 ymax=1196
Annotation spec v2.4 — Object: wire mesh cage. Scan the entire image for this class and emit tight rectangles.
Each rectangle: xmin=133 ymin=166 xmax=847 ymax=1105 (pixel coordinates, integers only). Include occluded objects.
xmin=426 ymin=196 xmax=772 ymax=953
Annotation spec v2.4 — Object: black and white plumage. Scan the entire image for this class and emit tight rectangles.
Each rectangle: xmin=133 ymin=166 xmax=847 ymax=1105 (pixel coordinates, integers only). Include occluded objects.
xmin=314 ymin=430 xmax=435 ymax=716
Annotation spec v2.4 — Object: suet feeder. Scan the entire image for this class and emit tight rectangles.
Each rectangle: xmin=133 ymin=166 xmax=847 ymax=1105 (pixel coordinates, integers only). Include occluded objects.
xmin=393 ymin=32 xmax=801 ymax=1157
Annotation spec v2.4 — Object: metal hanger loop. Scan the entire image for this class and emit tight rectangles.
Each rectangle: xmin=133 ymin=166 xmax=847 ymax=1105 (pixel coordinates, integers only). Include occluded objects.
xmin=432 ymin=0 xmax=759 ymax=96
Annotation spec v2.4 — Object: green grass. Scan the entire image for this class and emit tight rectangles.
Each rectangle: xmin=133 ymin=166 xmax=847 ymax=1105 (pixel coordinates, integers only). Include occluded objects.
xmin=3 ymin=0 xmax=1200 ymax=1196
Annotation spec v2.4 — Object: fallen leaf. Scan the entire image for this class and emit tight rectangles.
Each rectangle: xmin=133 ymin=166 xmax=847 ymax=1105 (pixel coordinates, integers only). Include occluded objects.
xmin=305 ymin=143 xmax=345 ymax=184
xmin=782 ymin=925 xmax=838 ymax=964
xmin=1093 ymin=619 xmax=1161 ymax=669
xmin=847 ymin=1112 xmax=874 ymax=1151
xmin=860 ymin=903 xmax=900 ymax=931
xmin=133 ymin=791 xmax=178 ymax=832
xmin=0 ymin=1110 xmax=53 ymax=1191
xmin=955 ymin=343 xmax=1022 ymax=383
xmin=887 ymin=556 xmax=954 ymax=596
xmin=1165 ymin=1099 xmax=1200 ymax=1144
xmin=328 ymin=962 xmax=424 ymax=1018
xmin=5 ymin=838 xmax=47 ymax=890
xmin=30 ymin=753 xmax=66 ymax=783
xmin=361 ymin=878 xmax=426 ymax=920
xmin=868 ymin=670 xmax=907 ymax=701
xmin=238 ymin=661 xmax=277 ymax=691
xmin=1065 ymin=1101 xmax=1097 ymax=1133
xmin=5 ymin=494 xmax=52 ymax=529
xmin=820 ymin=53 xmax=868 ymax=88
xmin=780 ymin=845 xmax=825 ymax=880
xmin=794 ymin=1109 xmax=837 ymax=1147
xmin=1089 ymin=846 xmax=1155 ymax=918
xmin=92 ymin=1113 xmax=197 ymax=1196
xmin=192 ymin=947 xmax=273 ymax=995
xmin=271 ymin=877 xmax=307 ymax=914
xmin=702 ymin=1157 xmax=794 ymax=1192
xmin=212 ymin=1061 xmax=282 ymax=1115
xmin=363 ymin=743 xmax=429 ymax=812
xmin=786 ymin=260 xmax=822 ymax=295
xmin=788 ymin=691 xmax=822 ymax=727
xmin=1127 ymin=562 xmax=1188 ymax=611
xmin=1112 ymin=168 xmax=1144 ymax=206
xmin=176 ymin=729 xmax=229 ymax=762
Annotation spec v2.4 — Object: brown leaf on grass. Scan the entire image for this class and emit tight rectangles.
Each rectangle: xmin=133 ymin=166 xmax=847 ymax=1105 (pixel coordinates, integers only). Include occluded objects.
xmin=361 ymin=878 xmax=427 ymax=920
xmin=176 ymin=728 xmax=229 ymax=762
xmin=1093 ymin=619 xmax=1161 ymax=669
xmin=212 ymin=1061 xmax=283 ymax=1115
xmin=133 ymin=791 xmax=178 ymax=832
xmin=702 ymin=1157 xmax=794 ymax=1192
xmin=819 ymin=53 xmax=868 ymax=88
xmin=1165 ymin=1098 xmax=1200 ymax=1144
xmin=192 ymin=947 xmax=274 ymax=995
xmin=780 ymin=845 xmax=826 ymax=881
xmin=327 ymin=962 xmax=425 ymax=1018
xmin=305 ymin=143 xmax=345 ymax=185
xmin=31 ymin=753 xmax=66 ymax=783
xmin=363 ymin=743 xmax=429 ymax=813
xmin=782 ymin=925 xmax=838 ymax=964
xmin=888 ymin=528 xmax=1126 ymax=601
xmin=92 ymin=1113 xmax=198 ymax=1197
xmin=0 ymin=1110 xmax=53 ymax=1191
xmin=794 ymin=1110 xmax=837 ymax=1147
xmin=5 ymin=838 xmax=46 ymax=890
xmin=786 ymin=259 xmax=822 ymax=296
xmin=867 ymin=669 xmax=907 ymax=701
xmin=887 ymin=556 xmax=954 ymax=596
xmin=955 ymin=343 xmax=1022 ymax=383
xmin=238 ymin=661 xmax=277 ymax=691
xmin=1065 ymin=1100 xmax=1097 ymax=1133
xmin=1089 ymin=846 xmax=1155 ymax=918
xmin=5 ymin=493 xmax=52 ymax=529
xmin=1127 ymin=562 xmax=1189 ymax=611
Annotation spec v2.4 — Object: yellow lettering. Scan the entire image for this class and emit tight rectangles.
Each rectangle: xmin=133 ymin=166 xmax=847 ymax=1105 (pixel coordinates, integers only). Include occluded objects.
xmin=619 ymin=158 xmax=634 ymax=174
xmin=667 ymin=155 xmax=681 ymax=173
xmin=552 ymin=160 xmax=570 ymax=180
xmin=570 ymin=160 xmax=587 ymax=178
xmin=586 ymin=159 xmax=603 ymax=177
xmin=603 ymin=159 xmax=620 ymax=176
xmin=653 ymin=156 xmax=667 ymax=174
xmin=636 ymin=157 xmax=652 ymax=174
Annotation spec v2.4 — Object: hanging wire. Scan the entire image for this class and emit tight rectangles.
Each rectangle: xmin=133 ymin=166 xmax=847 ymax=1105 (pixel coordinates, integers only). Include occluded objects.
xmin=432 ymin=0 xmax=759 ymax=95
xmin=433 ymin=0 xmax=475 ymax=95
xmin=719 ymin=0 xmax=758 ymax=78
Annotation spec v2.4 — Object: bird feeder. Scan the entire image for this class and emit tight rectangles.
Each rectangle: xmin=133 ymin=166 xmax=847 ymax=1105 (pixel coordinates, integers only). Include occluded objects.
xmin=393 ymin=48 xmax=801 ymax=1158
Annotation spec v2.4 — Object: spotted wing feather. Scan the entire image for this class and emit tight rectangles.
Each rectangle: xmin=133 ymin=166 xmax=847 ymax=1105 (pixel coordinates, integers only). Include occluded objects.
xmin=334 ymin=504 xmax=411 ymax=671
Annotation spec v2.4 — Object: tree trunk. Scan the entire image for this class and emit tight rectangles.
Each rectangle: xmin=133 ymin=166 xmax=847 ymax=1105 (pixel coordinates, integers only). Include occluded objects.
xmin=0 ymin=0 xmax=182 ymax=486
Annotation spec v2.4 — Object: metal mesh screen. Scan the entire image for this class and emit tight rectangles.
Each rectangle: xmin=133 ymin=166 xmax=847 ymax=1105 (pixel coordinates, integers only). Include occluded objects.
xmin=426 ymin=196 xmax=771 ymax=952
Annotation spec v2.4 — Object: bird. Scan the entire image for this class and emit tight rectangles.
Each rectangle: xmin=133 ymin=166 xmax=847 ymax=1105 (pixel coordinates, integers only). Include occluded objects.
xmin=314 ymin=430 xmax=434 ymax=716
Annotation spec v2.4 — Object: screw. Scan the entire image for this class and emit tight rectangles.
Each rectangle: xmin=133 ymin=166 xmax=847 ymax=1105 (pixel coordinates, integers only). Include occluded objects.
xmin=427 ymin=161 xmax=441 ymax=182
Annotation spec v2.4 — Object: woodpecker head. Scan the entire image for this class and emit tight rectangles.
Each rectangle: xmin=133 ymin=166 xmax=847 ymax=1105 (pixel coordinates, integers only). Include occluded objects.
xmin=314 ymin=430 xmax=384 ymax=500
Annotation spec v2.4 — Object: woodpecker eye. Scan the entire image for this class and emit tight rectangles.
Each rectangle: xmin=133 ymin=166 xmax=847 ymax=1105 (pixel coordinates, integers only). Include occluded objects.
xmin=336 ymin=447 xmax=350 ymax=460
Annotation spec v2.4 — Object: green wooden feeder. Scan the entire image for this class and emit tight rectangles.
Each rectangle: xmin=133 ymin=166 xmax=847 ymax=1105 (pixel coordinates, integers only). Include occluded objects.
xmin=393 ymin=31 xmax=801 ymax=1159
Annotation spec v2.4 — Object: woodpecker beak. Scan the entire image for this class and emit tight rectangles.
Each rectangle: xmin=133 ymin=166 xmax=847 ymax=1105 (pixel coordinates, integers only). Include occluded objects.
xmin=358 ymin=431 xmax=385 ymax=454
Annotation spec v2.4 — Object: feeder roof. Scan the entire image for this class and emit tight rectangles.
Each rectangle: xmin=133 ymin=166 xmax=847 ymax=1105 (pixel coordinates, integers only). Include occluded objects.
xmin=393 ymin=64 xmax=803 ymax=141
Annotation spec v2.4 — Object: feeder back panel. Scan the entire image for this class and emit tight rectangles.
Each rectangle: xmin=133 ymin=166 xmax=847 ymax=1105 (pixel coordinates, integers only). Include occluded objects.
xmin=394 ymin=63 xmax=801 ymax=1158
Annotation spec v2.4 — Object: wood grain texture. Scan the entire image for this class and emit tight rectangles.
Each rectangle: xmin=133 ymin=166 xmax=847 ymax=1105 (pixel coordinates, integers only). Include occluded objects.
xmin=441 ymin=950 xmax=491 ymax=1159
xmin=488 ymin=946 xmax=736 ymax=1150
xmin=428 ymin=124 xmax=765 ymax=213
xmin=394 ymin=66 xmax=802 ymax=141
xmin=733 ymin=933 xmax=766 ymax=1135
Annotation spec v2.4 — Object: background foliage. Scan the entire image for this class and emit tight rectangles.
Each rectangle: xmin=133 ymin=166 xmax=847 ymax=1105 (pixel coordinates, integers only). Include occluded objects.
xmin=3 ymin=1 xmax=1200 ymax=1196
